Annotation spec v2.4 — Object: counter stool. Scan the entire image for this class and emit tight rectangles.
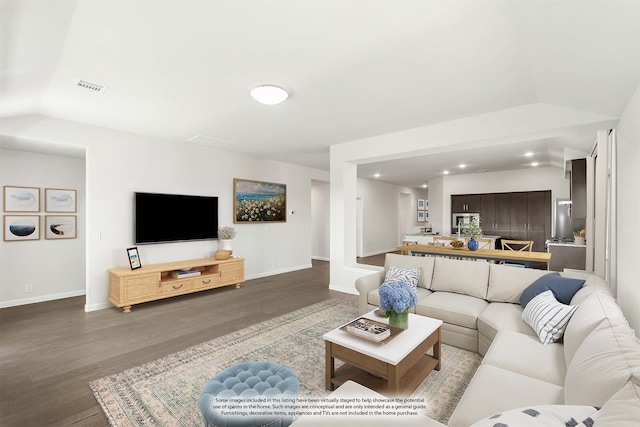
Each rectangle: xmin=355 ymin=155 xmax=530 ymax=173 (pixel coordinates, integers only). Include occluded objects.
xmin=199 ymin=361 xmax=299 ymax=427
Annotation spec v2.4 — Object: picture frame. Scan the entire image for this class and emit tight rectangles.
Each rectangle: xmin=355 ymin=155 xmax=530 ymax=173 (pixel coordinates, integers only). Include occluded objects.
xmin=417 ymin=211 xmax=426 ymax=222
xmin=417 ymin=199 xmax=425 ymax=210
xmin=45 ymin=188 xmax=77 ymax=213
xmin=3 ymin=215 xmax=40 ymax=241
xmin=44 ymin=215 xmax=77 ymax=239
xmin=127 ymin=247 xmax=142 ymax=270
xmin=425 ymin=200 xmax=429 ymax=209
xmin=234 ymin=178 xmax=287 ymax=223
xmin=3 ymin=186 xmax=40 ymax=212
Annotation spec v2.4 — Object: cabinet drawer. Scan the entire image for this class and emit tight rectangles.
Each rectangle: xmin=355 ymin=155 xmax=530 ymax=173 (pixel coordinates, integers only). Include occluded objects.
xmin=194 ymin=275 xmax=219 ymax=289
xmin=123 ymin=274 xmax=160 ymax=302
xmin=161 ymin=280 xmax=193 ymax=295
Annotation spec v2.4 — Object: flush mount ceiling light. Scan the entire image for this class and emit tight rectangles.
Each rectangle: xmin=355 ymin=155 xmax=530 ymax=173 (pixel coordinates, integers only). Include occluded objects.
xmin=250 ymin=85 xmax=288 ymax=105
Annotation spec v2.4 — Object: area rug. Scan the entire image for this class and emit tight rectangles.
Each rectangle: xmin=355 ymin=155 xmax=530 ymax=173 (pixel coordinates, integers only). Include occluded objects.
xmin=90 ymin=299 xmax=481 ymax=426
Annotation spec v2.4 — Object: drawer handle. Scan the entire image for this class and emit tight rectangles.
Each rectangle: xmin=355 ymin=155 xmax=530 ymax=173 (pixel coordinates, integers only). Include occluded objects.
xmin=172 ymin=284 xmax=183 ymax=290
xmin=202 ymin=279 xmax=211 ymax=284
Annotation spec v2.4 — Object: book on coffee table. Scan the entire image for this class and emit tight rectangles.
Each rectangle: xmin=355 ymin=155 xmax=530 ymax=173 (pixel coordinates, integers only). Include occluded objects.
xmin=345 ymin=317 xmax=391 ymax=342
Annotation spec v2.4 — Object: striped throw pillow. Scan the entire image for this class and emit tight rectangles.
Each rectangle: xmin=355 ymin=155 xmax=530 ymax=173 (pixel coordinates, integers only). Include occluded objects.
xmin=522 ymin=290 xmax=577 ymax=345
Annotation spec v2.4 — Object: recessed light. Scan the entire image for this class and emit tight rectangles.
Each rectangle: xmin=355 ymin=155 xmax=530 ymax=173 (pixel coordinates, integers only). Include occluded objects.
xmin=459 ymin=163 xmax=466 ymax=168
xmin=374 ymin=173 xmax=380 ymax=178
xmin=250 ymin=85 xmax=289 ymax=105
xmin=443 ymin=170 xmax=449 ymax=175
xmin=531 ymin=162 xmax=539 ymax=167
xmin=525 ymin=152 xmax=534 ymax=157
xmin=422 ymin=184 xmax=428 ymax=188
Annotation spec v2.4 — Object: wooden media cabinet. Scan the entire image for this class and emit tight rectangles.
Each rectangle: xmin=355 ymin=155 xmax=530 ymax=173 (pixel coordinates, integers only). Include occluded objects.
xmin=108 ymin=257 xmax=244 ymax=313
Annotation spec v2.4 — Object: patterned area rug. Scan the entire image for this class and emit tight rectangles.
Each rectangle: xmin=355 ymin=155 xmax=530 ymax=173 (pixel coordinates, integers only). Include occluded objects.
xmin=90 ymin=299 xmax=481 ymax=426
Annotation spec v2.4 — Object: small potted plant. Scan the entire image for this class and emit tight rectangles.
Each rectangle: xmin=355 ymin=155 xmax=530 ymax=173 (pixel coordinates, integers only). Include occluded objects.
xmin=461 ymin=217 xmax=483 ymax=251
xmin=216 ymin=226 xmax=236 ymax=259
xmin=378 ymin=282 xmax=417 ymax=329
xmin=573 ymin=228 xmax=586 ymax=245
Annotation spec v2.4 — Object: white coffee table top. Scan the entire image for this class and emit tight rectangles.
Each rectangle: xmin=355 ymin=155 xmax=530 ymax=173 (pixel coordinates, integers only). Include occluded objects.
xmin=323 ymin=311 xmax=442 ymax=365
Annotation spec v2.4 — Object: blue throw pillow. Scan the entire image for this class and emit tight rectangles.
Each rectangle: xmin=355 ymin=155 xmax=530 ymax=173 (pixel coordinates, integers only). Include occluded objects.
xmin=520 ymin=273 xmax=585 ymax=308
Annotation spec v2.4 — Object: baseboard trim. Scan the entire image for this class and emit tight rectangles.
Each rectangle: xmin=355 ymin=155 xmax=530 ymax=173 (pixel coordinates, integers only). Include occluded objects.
xmin=311 ymin=256 xmax=330 ymax=261
xmin=360 ymin=248 xmax=398 ymax=258
xmin=0 ymin=289 xmax=86 ymax=309
xmin=245 ymin=264 xmax=313 ymax=281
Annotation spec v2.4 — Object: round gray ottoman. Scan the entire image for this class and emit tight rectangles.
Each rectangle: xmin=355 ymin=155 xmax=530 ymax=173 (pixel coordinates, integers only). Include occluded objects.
xmin=199 ymin=361 xmax=299 ymax=427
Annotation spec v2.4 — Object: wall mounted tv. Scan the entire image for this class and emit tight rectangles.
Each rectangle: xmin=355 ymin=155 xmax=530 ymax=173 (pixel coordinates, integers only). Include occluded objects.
xmin=134 ymin=192 xmax=218 ymax=244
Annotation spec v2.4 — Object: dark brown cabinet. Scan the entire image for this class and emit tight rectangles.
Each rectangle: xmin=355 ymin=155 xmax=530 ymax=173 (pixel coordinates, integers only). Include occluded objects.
xmin=451 ymin=194 xmax=481 ymax=212
xmin=570 ymin=158 xmax=587 ymax=219
xmin=453 ymin=190 xmax=551 ymax=252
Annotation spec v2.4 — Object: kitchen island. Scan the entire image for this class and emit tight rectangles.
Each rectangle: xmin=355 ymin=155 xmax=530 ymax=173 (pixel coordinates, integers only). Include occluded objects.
xmin=547 ymin=241 xmax=586 ymax=271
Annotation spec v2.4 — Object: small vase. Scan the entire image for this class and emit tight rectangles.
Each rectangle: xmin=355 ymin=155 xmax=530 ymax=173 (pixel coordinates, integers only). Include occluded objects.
xmin=387 ymin=310 xmax=409 ymax=329
xmin=467 ymin=238 xmax=479 ymax=251
xmin=219 ymin=239 xmax=233 ymax=252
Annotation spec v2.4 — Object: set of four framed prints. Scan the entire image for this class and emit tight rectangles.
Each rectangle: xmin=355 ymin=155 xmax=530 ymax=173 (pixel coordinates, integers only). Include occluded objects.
xmin=3 ymin=186 xmax=77 ymax=241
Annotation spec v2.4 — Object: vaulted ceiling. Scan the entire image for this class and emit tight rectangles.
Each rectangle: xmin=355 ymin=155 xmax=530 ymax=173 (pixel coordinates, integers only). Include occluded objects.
xmin=1 ymin=0 xmax=638 ymax=186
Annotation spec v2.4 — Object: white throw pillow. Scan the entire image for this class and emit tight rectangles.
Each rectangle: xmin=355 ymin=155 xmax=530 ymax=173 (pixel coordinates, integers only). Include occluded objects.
xmin=591 ymin=381 xmax=640 ymax=426
xmin=521 ymin=290 xmax=577 ymax=344
xmin=470 ymin=405 xmax=598 ymax=427
xmin=384 ymin=265 xmax=421 ymax=292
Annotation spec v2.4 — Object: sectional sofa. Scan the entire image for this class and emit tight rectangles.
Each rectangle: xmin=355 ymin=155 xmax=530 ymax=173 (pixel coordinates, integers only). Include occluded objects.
xmin=351 ymin=253 xmax=640 ymax=426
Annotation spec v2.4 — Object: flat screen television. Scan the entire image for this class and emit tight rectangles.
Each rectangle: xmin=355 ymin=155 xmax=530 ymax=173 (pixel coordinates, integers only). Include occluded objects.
xmin=134 ymin=192 xmax=218 ymax=244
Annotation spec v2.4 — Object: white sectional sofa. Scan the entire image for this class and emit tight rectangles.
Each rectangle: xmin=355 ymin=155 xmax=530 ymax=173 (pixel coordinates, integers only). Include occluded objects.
xmin=353 ymin=253 xmax=640 ymax=426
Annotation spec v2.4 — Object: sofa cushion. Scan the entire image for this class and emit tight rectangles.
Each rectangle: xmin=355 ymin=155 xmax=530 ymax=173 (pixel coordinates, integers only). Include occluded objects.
xmin=564 ymin=318 xmax=640 ymax=406
xmin=430 ymin=257 xmax=490 ymax=299
xmin=482 ymin=330 xmax=566 ymax=386
xmin=416 ymin=291 xmax=488 ymax=329
xmin=487 ymin=264 xmax=551 ymax=303
xmin=567 ymin=274 xmax=611 ymax=305
xmin=384 ymin=253 xmax=435 ymax=289
xmin=521 ymin=290 xmax=577 ymax=344
xmin=448 ymin=364 xmax=564 ymax=427
xmin=591 ymin=380 xmax=640 ymax=426
xmin=367 ymin=287 xmax=431 ymax=314
xmin=563 ymin=290 xmax=628 ymax=365
xmin=469 ymin=405 xmax=598 ymax=427
xmin=519 ymin=273 xmax=585 ymax=308
xmin=384 ymin=265 xmax=421 ymax=292
xmin=478 ymin=302 xmax=537 ymax=342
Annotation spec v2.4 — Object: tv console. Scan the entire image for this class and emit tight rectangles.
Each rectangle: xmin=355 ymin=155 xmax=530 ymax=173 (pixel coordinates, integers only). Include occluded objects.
xmin=108 ymin=257 xmax=244 ymax=313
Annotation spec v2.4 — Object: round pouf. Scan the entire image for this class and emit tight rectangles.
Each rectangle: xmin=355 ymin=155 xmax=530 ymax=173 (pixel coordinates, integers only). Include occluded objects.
xmin=199 ymin=361 xmax=299 ymax=427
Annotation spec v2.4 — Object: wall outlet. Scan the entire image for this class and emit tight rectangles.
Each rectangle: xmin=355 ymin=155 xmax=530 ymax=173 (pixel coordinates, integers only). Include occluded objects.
xmin=25 ymin=284 xmax=33 ymax=293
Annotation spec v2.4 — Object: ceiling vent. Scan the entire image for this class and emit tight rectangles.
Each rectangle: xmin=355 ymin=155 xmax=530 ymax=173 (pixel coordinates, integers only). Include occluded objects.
xmin=476 ymin=169 xmax=490 ymax=173
xmin=73 ymin=79 xmax=108 ymax=94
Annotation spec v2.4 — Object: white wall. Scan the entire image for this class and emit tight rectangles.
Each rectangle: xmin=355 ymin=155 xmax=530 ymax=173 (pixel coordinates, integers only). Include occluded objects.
xmin=311 ymin=180 xmax=330 ymax=261
xmin=615 ymin=83 xmax=640 ymax=336
xmin=0 ymin=149 xmax=86 ymax=307
xmin=357 ymin=177 xmax=427 ymax=256
xmin=0 ymin=115 xmax=328 ymax=311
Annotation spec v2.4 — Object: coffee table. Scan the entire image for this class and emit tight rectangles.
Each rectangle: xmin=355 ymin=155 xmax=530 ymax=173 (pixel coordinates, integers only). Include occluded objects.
xmin=324 ymin=311 xmax=442 ymax=396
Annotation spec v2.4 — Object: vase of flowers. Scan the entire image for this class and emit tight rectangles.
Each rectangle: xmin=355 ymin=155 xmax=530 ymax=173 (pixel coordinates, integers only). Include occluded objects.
xmin=573 ymin=228 xmax=586 ymax=245
xmin=217 ymin=226 xmax=236 ymax=252
xmin=462 ymin=217 xmax=483 ymax=251
xmin=378 ymin=282 xmax=417 ymax=329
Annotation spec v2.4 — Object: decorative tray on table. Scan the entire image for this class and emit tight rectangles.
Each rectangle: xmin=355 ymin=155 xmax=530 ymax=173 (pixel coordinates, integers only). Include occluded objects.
xmin=341 ymin=317 xmax=404 ymax=344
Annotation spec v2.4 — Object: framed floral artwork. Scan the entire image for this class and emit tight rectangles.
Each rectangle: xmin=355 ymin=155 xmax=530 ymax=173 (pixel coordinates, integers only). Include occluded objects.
xmin=3 ymin=186 xmax=40 ymax=212
xmin=418 ymin=199 xmax=425 ymax=210
xmin=234 ymin=178 xmax=287 ymax=223
xmin=45 ymin=188 xmax=77 ymax=213
xmin=417 ymin=211 xmax=426 ymax=222
xmin=44 ymin=215 xmax=77 ymax=239
xmin=3 ymin=215 xmax=40 ymax=241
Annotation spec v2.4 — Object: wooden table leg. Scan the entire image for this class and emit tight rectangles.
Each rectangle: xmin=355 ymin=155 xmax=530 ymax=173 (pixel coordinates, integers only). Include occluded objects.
xmin=325 ymin=341 xmax=335 ymax=390
xmin=434 ymin=328 xmax=441 ymax=370
xmin=388 ymin=364 xmax=400 ymax=395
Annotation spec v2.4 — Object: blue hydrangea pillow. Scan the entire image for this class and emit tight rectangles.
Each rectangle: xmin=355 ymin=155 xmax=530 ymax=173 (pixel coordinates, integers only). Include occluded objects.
xmin=520 ymin=273 xmax=585 ymax=308
xmin=384 ymin=265 xmax=421 ymax=292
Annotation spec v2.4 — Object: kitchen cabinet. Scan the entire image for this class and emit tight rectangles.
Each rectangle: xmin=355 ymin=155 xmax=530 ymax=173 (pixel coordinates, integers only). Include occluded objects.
xmin=570 ymin=158 xmax=587 ymax=218
xmin=480 ymin=194 xmax=496 ymax=235
xmin=451 ymin=194 xmax=481 ymax=212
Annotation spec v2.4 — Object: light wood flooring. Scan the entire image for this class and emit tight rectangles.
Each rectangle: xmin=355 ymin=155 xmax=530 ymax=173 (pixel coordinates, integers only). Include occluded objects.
xmin=0 ymin=259 xmax=366 ymax=427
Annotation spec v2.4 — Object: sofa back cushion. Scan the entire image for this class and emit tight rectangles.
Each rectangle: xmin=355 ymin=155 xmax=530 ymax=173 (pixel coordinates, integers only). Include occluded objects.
xmin=431 ymin=257 xmax=490 ymax=299
xmin=487 ymin=264 xmax=550 ymax=303
xmin=591 ymin=381 xmax=640 ymax=426
xmin=564 ymin=318 xmax=640 ymax=406
xmin=563 ymin=291 xmax=628 ymax=365
xmin=384 ymin=253 xmax=435 ymax=289
xmin=567 ymin=274 xmax=611 ymax=305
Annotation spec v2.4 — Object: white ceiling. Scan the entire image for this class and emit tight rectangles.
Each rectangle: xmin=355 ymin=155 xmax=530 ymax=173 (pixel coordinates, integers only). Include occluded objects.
xmin=1 ymin=0 xmax=638 ymax=187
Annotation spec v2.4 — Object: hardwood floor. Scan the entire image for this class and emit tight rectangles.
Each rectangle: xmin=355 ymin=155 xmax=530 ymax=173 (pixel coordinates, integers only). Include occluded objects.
xmin=0 ymin=260 xmax=355 ymax=427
